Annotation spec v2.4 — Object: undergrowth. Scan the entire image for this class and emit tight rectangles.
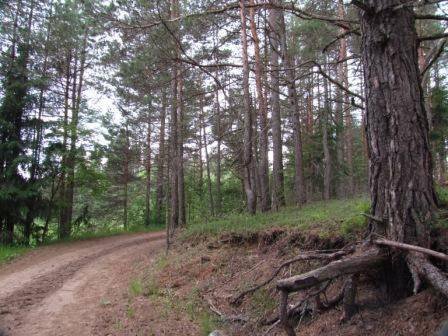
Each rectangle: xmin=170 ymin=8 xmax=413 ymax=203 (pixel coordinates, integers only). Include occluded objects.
xmin=0 ymin=224 xmax=164 ymax=264
xmin=182 ymin=196 xmax=370 ymax=240
xmin=0 ymin=245 xmax=30 ymax=264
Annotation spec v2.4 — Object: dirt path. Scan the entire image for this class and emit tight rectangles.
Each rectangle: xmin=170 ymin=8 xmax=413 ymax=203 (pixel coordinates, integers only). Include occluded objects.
xmin=0 ymin=232 xmax=165 ymax=336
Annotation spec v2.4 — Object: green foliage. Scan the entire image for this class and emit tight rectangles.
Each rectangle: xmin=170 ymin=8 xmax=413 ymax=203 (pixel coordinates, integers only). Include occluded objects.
xmin=129 ymin=278 xmax=143 ymax=298
xmin=436 ymin=185 xmax=448 ymax=207
xmin=182 ymin=197 xmax=370 ymax=240
xmin=0 ymin=245 xmax=31 ymax=264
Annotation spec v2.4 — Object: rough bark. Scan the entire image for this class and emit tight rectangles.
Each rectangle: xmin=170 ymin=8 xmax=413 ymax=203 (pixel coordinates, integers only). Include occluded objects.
xmin=407 ymin=252 xmax=448 ymax=297
xmin=361 ymin=0 xmax=437 ymax=247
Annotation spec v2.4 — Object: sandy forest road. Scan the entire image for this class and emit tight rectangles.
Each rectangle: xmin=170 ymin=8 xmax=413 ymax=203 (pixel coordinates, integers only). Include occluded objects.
xmin=0 ymin=231 xmax=165 ymax=336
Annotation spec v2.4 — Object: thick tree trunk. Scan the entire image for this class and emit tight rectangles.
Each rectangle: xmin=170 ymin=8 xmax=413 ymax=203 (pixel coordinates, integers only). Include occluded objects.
xmin=268 ymin=0 xmax=286 ymax=210
xmin=156 ymin=89 xmax=167 ymax=225
xmin=361 ymin=0 xmax=437 ymax=247
xmin=240 ymin=0 xmax=256 ymax=214
xmin=249 ymin=0 xmax=270 ymax=212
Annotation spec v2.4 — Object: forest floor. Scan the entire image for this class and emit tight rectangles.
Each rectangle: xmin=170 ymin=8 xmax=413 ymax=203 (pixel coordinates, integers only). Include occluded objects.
xmin=1 ymin=199 xmax=448 ymax=336
xmin=0 ymin=231 xmax=165 ymax=336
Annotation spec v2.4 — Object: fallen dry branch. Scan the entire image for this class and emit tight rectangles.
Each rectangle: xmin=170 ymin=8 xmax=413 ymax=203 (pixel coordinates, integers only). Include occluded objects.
xmin=207 ymin=298 xmax=248 ymax=324
xmin=277 ymin=248 xmax=386 ymax=293
xmin=374 ymin=238 xmax=448 ymax=262
xmin=231 ymin=248 xmax=352 ymax=304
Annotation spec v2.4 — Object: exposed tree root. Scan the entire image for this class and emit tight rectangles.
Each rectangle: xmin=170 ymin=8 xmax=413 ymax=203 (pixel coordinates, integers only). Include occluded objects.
xmin=231 ymin=248 xmax=353 ymax=305
xmin=277 ymin=247 xmax=385 ymax=292
xmin=340 ymin=274 xmax=358 ymax=323
xmin=406 ymin=252 xmax=448 ymax=297
xmin=272 ymin=240 xmax=448 ymax=335
xmin=279 ymin=291 xmax=296 ymax=336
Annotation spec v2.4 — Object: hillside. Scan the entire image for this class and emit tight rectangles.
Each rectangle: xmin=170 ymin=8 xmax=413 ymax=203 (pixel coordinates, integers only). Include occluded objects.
xmin=93 ymin=197 xmax=448 ymax=336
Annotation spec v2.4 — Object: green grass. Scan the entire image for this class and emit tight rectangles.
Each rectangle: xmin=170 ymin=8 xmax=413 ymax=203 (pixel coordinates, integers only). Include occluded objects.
xmin=0 ymin=245 xmax=31 ymax=264
xmin=129 ymin=278 xmax=144 ymax=298
xmin=0 ymin=224 xmax=164 ymax=265
xmin=182 ymin=196 xmax=370 ymax=240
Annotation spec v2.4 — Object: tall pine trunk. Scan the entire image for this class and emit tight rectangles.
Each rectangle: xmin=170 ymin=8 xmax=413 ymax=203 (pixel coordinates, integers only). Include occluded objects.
xmin=338 ymin=0 xmax=355 ymax=196
xmin=322 ymin=62 xmax=332 ymax=201
xmin=249 ymin=0 xmax=270 ymax=212
xmin=58 ymin=50 xmax=72 ymax=239
xmin=201 ymin=100 xmax=215 ymax=217
xmin=177 ymin=73 xmax=186 ymax=227
xmin=169 ymin=0 xmax=180 ymax=235
xmin=361 ymin=0 xmax=437 ymax=246
xmin=145 ymin=114 xmax=151 ymax=227
xmin=269 ymin=0 xmax=286 ymax=209
xmin=156 ymin=89 xmax=167 ymax=225
xmin=279 ymin=9 xmax=306 ymax=205
xmin=65 ymin=28 xmax=88 ymax=232
xmin=240 ymin=0 xmax=256 ymax=214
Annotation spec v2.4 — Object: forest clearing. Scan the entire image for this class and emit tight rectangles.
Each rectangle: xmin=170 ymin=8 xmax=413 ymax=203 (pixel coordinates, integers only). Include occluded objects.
xmin=1 ymin=0 xmax=448 ymax=335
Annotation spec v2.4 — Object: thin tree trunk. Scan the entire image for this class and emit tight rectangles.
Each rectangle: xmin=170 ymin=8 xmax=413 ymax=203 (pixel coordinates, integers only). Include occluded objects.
xmin=268 ymin=0 xmax=285 ymax=209
xmin=201 ymin=98 xmax=215 ymax=217
xmin=156 ymin=89 xmax=167 ymax=225
xmin=198 ymin=105 xmax=204 ymax=194
xmin=145 ymin=114 xmax=152 ymax=227
xmin=65 ymin=28 xmax=88 ymax=233
xmin=123 ymin=124 xmax=130 ymax=230
xmin=177 ymin=72 xmax=186 ymax=227
xmin=249 ymin=0 xmax=270 ymax=212
xmin=58 ymin=49 xmax=72 ymax=239
xmin=280 ymin=9 xmax=306 ymax=205
xmin=240 ymin=0 xmax=256 ymax=214
xmin=215 ymin=89 xmax=223 ymax=216
xmin=338 ymin=0 xmax=355 ymax=196
xmin=169 ymin=0 xmax=180 ymax=234
xmin=322 ymin=62 xmax=332 ymax=201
